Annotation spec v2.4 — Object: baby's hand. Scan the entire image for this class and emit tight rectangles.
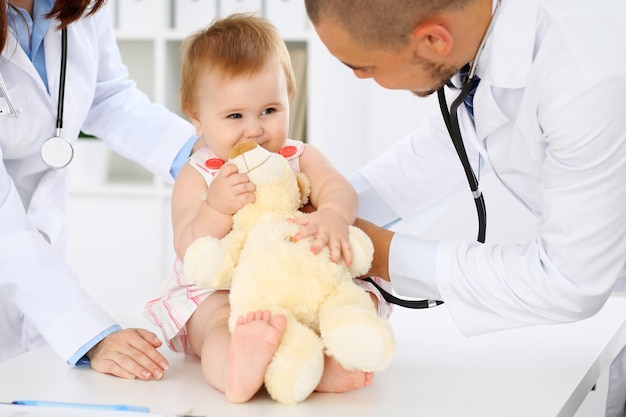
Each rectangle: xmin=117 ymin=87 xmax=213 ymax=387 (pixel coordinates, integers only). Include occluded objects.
xmin=206 ymin=163 xmax=255 ymax=214
xmin=290 ymin=208 xmax=353 ymax=266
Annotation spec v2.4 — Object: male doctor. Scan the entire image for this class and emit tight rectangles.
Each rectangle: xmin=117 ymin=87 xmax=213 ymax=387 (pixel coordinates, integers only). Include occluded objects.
xmin=1 ymin=0 xmax=197 ymax=380
xmin=305 ymin=0 xmax=626 ymax=416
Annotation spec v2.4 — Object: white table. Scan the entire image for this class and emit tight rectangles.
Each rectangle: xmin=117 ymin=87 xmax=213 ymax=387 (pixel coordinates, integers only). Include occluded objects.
xmin=1 ymin=294 xmax=625 ymax=417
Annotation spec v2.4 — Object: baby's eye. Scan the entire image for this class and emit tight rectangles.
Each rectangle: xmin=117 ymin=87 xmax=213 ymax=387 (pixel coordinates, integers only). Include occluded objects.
xmin=260 ymin=108 xmax=276 ymax=116
xmin=228 ymin=113 xmax=243 ymax=119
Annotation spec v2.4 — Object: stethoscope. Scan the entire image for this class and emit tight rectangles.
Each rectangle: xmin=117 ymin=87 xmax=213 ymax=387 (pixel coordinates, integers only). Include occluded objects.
xmin=364 ymin=0 xmax=501 ymax=309
xmin=0 ymin=27 xmax=73 ymax=168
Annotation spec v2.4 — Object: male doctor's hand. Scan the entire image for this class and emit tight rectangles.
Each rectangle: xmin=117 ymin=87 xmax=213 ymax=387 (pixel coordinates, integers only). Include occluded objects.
xmin=352 ymin=218 xmax=394 ymax=281
xmin=87 ymin=328 xmax=169 ymax=380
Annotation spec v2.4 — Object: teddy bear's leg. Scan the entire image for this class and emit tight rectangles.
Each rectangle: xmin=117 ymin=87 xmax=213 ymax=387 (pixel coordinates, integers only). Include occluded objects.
xmin=263 ymin=312 xmax=325 ymax=405
xmin=319 ymin=282 xmax=396 ymax=372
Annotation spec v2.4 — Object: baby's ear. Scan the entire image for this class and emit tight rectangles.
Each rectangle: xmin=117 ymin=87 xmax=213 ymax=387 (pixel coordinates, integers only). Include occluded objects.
xmin=296 ymin=172 xmax=311 ymax=206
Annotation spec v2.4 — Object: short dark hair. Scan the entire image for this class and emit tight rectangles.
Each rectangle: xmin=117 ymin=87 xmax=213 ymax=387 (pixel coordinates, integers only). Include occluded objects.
xmin=305 ymin=0 xmax=470 ymax=50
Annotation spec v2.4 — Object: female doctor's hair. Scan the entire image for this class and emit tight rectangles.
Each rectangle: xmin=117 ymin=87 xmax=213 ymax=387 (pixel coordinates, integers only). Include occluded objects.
xmin=179 ymin=12 xmax=296 ymax=118
xmin=304 ymin=0 xmax=470 ymax=50
xmin=1 ymin=0 xmax=107 ymax=53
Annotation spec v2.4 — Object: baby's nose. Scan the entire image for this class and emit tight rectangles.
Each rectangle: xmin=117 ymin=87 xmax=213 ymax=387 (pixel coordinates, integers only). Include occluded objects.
xmin=244 ymin=121 xmax=264 ymax=138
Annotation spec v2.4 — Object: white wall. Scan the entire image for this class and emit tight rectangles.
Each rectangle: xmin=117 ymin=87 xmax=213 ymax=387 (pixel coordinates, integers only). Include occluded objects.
xmin=307 ymin=31 xmax=436 ymax=176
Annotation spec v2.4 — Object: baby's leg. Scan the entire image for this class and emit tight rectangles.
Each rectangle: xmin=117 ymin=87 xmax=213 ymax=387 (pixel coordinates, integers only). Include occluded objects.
xmin=188 ymin=291 xmax=232 ymax=393
xmin=187 ymin=293 xmax=286 ymax=403
xmin=315 ymin=355 xmax=373 ymax=393
xmin=226 ymin=310 xmax=286 ymax=403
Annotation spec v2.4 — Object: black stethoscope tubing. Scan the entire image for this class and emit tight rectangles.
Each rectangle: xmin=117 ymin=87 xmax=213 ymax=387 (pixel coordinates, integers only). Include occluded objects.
xmin=56 ymin=27 xmax=67 ymax=134
xmin=362 ymin=78 xmax=486 ymax=310
xmin=437 ymin=78 xmax=487 ymax=244
xmin=363 ymin=0 xmax=502 ymax=309
xmin=363 ymin=74 xmax=487 ymax=309
xmin=363 ymin=80 xmax=487 ymax=309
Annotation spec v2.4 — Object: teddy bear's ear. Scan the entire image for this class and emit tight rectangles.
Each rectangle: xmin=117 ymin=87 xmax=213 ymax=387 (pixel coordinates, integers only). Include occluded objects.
xmin=296 ymin=171 xmax=311 ymax=206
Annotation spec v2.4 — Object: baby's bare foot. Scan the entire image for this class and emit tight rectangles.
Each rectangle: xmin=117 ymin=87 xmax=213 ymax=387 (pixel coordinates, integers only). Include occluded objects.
xmin=315 ymin=355 xmax=374 ymax=393
xmin=225 ymin=310 xmax=286 ymax=403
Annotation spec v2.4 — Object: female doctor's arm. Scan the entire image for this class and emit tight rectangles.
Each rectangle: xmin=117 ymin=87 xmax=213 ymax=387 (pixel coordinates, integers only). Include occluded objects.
xmin=76 ymin=6 xmax=196 ymax=183
xmin=0 ymin=169 xmax=167 ymax=380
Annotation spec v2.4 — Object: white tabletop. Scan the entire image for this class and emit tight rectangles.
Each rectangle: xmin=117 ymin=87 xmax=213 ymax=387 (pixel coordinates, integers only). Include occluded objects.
xmin=1 ymin=294 xmax=625 ymax=417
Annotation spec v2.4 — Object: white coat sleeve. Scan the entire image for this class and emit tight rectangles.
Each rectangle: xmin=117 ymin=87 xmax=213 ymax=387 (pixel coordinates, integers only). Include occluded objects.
xmin=0 ymin=163 xmax=117 ymax=363
xmin=352 ymin=77 xmax=626 ymax=337
xmin=437 ymin=74 xmax=626 ymax=336
xmin=79 ymin=7 xmax=195 ymax=183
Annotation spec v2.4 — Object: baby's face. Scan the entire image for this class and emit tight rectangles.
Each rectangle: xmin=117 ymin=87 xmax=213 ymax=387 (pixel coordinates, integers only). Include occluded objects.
xmin=191 ymin=62 xmax=291 ymax=161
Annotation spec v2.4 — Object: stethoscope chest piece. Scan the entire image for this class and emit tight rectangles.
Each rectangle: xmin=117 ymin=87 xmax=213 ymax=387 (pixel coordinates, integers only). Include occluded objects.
xmin=41 ymin=135 xmax=73 ymax=168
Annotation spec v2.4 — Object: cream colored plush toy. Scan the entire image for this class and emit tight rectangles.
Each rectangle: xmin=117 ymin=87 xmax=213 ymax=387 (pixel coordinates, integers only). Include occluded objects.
xmin=183 ymin=141 xmax=396 ymax=404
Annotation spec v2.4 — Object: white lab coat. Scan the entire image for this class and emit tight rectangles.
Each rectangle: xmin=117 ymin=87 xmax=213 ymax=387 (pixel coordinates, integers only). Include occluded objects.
xmin=356 ymin=0 xmax=626 ymax=335
xmin=0 ymin=6 xmax=195 ymax=363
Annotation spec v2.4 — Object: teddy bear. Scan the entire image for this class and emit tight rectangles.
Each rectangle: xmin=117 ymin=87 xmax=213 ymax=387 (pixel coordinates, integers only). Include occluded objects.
xmin=183 ymin=141 xmax=396 ymax=405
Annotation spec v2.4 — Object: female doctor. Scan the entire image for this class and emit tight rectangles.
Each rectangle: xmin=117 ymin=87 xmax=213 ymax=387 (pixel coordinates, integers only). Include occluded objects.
xmin=1 ymin=0 xmax=197 ymax=380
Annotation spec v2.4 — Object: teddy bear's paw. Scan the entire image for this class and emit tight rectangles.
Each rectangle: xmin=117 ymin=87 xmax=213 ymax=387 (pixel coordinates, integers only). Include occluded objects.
xmin=322 ymin=308 xmax=396 ymax=372
xmin=263 ymin=319 xmax=326 ymax=404
xmin=182 ymin=236 xmax=225 ymax=287
xmin=346 ymin=226 xmax=374 ymax=276
xmin=326 ymin=323 xmax=392 ymax=371
xmin=265 ymin=348 xmax=324 ymax=404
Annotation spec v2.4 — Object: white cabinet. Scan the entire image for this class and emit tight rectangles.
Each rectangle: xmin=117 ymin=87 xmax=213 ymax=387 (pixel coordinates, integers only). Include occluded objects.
xmin=117 ymin=0 xmax=170 ymax=34
xmin=265 ymin=0 xmax=309 ymax=39
xmin=173 ymin=0 xmax=218 ymax=32
xmin=220 ymin=0 xmax=263 ymax=16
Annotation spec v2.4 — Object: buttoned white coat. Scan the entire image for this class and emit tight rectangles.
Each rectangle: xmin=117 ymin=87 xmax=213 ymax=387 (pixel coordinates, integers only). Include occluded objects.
xmin=0 ymin=6 xmax=194 ymax=362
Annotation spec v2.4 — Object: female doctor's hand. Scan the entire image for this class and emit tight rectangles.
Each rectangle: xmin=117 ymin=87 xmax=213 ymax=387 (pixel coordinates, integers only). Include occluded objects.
xmin=87 ymin=328 xmax=169 ymax=380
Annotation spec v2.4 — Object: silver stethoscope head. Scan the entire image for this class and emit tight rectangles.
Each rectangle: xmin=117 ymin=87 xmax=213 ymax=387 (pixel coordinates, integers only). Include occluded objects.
xmin=41 ymin=132 xmax=74 ymax=169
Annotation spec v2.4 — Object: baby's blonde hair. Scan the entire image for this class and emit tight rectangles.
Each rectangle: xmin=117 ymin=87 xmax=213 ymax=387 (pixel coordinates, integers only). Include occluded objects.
xmin=180 ymin=13 xmax=296 ymax=118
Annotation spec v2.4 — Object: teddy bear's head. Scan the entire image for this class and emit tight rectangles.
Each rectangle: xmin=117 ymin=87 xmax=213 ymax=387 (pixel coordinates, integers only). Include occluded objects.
xmin=228 ymin=141 xmax=310 ymax=212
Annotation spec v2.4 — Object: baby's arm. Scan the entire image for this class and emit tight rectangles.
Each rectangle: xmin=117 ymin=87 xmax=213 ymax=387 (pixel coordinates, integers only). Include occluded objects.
xmin=171 ymin=163 xmax=255 ymax=259
xmin=293 ymin=144 xmax=359 ymax=265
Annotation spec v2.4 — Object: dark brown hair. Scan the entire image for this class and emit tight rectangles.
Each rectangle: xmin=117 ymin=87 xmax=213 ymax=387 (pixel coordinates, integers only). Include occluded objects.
xmin=1 ymin=0 xmax=108 ymax=53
